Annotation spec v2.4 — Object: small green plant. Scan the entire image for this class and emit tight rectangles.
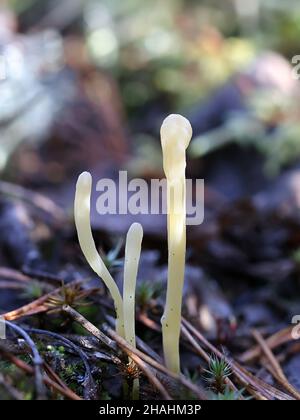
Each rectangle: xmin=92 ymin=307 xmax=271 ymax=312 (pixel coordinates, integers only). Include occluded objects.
xmin=204 ymin=355 xmax=232 ymax=393
xmin=101 ymin=239 xmax=124 ymax=270
xmin=136 ymin=281 xmax=164 ymax=310
xmin=21 ymin=282 xmax=43 ymax=300
xmin=47 ymin=281 xmax=96 ymax=312
xmin=46 ymin=345 xmax=65 ymax=358
xmin=292 ymin=248 xmax=300 ymax=264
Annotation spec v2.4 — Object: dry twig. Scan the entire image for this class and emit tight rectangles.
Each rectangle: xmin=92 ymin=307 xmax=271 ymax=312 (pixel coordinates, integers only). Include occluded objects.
xmin=252 ymin=329 xmax=300 ymax=400
xmin=0 ymin=347 xmax=81 ymax=400
xmin=63 ymin=305 xmax=207 ymax=400
xmin=5 ymin=321 xmax=46 ymax=400
xmin=182 ymin=318 xmax=294 ymax=400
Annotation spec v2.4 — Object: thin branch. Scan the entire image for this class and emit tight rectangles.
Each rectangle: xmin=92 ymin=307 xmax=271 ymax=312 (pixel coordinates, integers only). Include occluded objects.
xmin=126 ymin=352 xmax=172 ymax=400
xmin=63 ymin=305 xmax=118 ymax=352
xmin=1 ymin=279 xmax=82 ymax=321
xmin=0 ymin=267 xmax=33 ymax=283
xmin=63 ymin=305 xmax=208 ymax=400
xmin=181 ymin=323 xmax=242 ymax=398
xmin=5 ymin=321 xmax=46 ymax=400
xmin=63 ymin=305 xmax=171 ymax=399
xmin=27 ymin=328 xmax=97 ymax=400
xmin=0 ymin=347 xmax=81 ymax=400
xmin=104 ymin=325 xmax=208 ymax=400
xmin=107 ymin=314 xmax=163 ymax=363
xmin=0 ymin=372 xmax=23 ymax=400
xmin=240 ymin=326 xmax=296 ymax=363
xmin=252 ymin=329 xmax=300 ymax=400
xmin=182 ymin=317 xmax=294 ymax=401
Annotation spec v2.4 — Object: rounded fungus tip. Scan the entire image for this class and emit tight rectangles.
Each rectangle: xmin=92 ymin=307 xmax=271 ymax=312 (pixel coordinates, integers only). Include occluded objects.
xmin=77 ymin=171 xmax=92 ymax=188
xmin=129 ymin=222 xmax=143 ymax=237
xmin=127 ymin=223 xmax=143 ymax=249
xmin=160 ymin=114 xmax=193 ymax=150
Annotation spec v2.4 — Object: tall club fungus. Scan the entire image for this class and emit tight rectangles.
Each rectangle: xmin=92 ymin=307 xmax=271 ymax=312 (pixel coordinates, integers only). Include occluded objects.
xmin=160 ymin=114 xmax=193 ymax=374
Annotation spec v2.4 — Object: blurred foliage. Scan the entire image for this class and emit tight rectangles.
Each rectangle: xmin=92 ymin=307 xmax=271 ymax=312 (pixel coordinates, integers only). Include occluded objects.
xmin=81 ymin=0 xmax=300 ymax=175
xmin=5 ymin=0 xmax=300 ymax=175
xmin=7 ymin=0 xmax=300 ymax=115
xmin=83 ymin=0 xmax=256 ymax=114
xmin=190 ymin=88 xmax=300 ymax=176
xmin=8 ymin=0 xmax=37 ymax=14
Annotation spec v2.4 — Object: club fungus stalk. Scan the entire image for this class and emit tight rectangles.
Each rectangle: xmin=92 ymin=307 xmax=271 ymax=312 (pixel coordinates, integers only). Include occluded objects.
xmin=160 ymin=114 xmax=193 ymax=374
xmin=74 ymin=171 xmax=125 ymax=337
xmin=123 ymin=222 xmax=143 ymax=349
xmin=123 ymin=222 xmax=143 ymax=399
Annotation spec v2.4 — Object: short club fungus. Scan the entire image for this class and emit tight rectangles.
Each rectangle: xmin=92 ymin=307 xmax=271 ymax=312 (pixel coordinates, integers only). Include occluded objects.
xmin=74 ymin=171 xmax=125 ymax=337
xmin=123 ymin=222 xmax=143 ymax=398
xmin=160 ymin=114 xmax=193 ymax=374
xmin=123 ymin=222 xmax=143 ymax=349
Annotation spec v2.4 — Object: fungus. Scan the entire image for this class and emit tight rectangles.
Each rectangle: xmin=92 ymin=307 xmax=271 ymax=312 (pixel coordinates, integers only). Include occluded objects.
xmin=123 ymin=222 xmax=143 ymax=348
xmin=123 ymin=222 xmax=143 ymax=398
xmin=74 ymin=171 xmax=124 ymax=337
xmin=160 ymin=114 xmax=193 ymax=374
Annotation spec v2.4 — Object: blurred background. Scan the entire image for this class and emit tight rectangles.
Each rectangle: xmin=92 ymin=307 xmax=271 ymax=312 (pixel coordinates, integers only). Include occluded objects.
xmin=1 ymin=0 xmax=300 ymax=189
xmin=2 ymin=0 xmax=300 ymax=232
